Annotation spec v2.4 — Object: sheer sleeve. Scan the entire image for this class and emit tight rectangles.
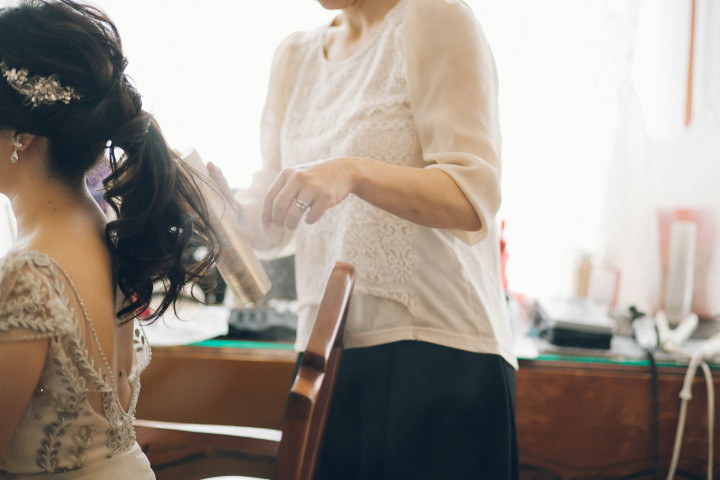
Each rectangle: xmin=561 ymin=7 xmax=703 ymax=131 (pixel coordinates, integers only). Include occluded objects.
xmin=234 ymin=32 xmax=307 ymax=256
xmin=0 ymin=252 xmax=70 ymax=343
xmin=396 ymin=0 xmax=502 ymax=244
xmin=239 ymin=31 xmax=305 ymax=201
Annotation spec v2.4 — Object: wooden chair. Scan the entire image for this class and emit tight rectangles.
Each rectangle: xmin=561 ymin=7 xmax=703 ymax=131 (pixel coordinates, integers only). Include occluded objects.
xmin=135 ymin=262 xmax=356 ymax=480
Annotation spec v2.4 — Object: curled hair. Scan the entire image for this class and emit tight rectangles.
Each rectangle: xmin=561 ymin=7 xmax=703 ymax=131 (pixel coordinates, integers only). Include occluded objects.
xmin=0 ymin=0 xmax=219 ymax=322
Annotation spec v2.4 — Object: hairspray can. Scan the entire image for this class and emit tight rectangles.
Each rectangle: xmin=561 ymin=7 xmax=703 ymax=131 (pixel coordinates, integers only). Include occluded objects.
xmin=181 ymin=148 xmax=271 ymax=306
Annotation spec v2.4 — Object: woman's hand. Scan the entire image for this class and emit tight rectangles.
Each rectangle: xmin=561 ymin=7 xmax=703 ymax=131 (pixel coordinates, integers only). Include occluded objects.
xmin=207 ymin=161 xmax=290 ymax=250
xmin=262 ymin=158 xmax=356 ymax=230
xmin=262 ymin=156 xmax=482 ymax=232
xmin=206 ymin=162 xmax=237 ymax=210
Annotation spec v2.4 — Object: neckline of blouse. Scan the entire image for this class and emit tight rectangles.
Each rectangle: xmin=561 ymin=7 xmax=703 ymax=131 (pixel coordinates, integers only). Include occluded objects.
xmin=318 ymin=0 xmax=406 ymax=66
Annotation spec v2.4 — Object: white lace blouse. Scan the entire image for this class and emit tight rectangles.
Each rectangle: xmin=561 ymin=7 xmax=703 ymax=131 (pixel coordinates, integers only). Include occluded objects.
xmin=247 ymin=0 xmax=516 ymax=368
xmin=0 ymin=249 xmax=154 ymax=479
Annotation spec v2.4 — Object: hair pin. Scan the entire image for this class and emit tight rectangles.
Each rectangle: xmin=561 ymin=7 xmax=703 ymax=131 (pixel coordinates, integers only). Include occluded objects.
xmin=0 ymin=59 xmax=81 ymax=108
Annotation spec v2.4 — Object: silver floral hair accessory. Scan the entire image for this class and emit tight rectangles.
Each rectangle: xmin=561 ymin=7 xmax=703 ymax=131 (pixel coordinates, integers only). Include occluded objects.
xmin=0 ymin=59 xmax=82 ymax=108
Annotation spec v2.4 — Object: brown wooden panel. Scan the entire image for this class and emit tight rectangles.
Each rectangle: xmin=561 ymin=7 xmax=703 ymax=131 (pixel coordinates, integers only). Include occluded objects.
xmin=517 ymin=359 xmax=720 ymax=479
xmin=136 ymin=345 xmax=296 ymax=430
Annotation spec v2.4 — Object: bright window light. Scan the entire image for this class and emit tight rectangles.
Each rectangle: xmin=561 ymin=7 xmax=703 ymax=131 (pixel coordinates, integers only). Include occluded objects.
xmin=7 ymin=0 xmax=711 ymax=309
xmin=0 ymin=0 xmax=637 ymax=297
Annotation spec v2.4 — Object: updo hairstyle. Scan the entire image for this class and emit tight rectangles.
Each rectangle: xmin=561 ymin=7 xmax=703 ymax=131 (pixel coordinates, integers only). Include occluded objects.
xmin=0 ymin=0 xmax=219 ymax=322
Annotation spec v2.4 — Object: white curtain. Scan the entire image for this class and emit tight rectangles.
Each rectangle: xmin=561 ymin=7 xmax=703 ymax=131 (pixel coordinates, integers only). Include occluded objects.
xmin=601 ymin=0 xmax=720 ymax=317
xmin=473 ymin=0 xmax=640 ymax=299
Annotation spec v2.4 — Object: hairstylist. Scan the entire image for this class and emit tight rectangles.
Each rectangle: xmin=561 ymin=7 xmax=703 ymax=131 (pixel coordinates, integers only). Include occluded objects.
xmin=210 ymin=0 xmax=518 ymax=477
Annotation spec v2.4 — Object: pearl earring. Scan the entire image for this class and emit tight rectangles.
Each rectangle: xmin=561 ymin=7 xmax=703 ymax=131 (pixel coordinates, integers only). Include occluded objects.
xmin=11 ymin=136 xmax=22 ymax=164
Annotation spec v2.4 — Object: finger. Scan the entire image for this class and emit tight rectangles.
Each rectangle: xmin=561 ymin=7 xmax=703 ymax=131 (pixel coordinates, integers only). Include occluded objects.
xmin=304 ymin=197 xmax=329 ymax=225
xmin=261 ymin=170 xmax=290 ymax=230
xmin=206 ymin=162 xmax=234 ymax=201
xmin=206 ymin=163 xmax=239 ymax=218
xmin=286 ymin=197 xmax=313 ymax=230
xmin=271 ymin=183 xmax=299 ymax=229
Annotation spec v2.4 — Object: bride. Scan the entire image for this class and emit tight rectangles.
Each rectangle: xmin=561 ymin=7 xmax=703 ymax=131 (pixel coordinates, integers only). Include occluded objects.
xmin=0 ymin=1 xmax=218 ymax=478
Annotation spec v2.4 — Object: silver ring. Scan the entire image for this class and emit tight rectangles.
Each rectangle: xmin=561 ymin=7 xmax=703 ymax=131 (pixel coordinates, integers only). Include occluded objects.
xmin=293 ymin=198 xmax=311 ymax=213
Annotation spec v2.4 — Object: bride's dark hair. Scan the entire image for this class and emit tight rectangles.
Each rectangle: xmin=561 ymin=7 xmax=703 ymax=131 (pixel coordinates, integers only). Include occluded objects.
xmin=0 ymin=0 xmax=219 ymax=322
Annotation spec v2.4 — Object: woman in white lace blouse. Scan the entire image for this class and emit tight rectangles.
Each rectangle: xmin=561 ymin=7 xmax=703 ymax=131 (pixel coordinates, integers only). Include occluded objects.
xmin=0 ymin=1 xmax=217 ymax=478
xmin=209 ymin=0 xmax=519 ymax=478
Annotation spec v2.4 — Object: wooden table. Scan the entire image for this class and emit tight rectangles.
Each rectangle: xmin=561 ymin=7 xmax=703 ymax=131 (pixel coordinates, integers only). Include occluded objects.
xmin=516 ymin=356 xmax=719 ymax=479
xmin=136 ymin=339 xmax=720 ymax=479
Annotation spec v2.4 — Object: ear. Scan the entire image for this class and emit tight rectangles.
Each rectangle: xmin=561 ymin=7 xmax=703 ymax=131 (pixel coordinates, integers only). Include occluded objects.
xmin=13 ymin=132 xmax=38 ymax=152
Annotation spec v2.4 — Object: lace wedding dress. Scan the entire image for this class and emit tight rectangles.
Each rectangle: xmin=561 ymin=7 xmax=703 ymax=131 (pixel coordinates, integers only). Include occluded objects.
xmin=0 ymin=249 xmax=154 ymax=479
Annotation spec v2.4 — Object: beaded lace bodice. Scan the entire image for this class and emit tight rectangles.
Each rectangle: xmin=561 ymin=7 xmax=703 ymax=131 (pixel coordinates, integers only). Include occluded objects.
xmin=0 ymin=249 xmax=150 ymax=476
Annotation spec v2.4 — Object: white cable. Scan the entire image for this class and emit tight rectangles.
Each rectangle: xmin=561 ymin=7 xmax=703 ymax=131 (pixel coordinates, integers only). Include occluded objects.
xmin=655 ymin=311 xmax=719 ymax=479
xmin=666 ymin=354 xmax=702 ymax=480
xmin=667 ymin=398 xmax=689 ymax=480
xmin=700 ymin=361 xmax=714 ymax=480
xmin=697 ymin=334 xmax=720 ymax=479
xmin=665 ymin=356 xmax=717 ymax=480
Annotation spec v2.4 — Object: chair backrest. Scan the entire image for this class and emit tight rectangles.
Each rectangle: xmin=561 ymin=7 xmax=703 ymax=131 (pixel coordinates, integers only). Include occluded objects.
xmin=274 ymin=261 xmax=355 ymax=480
xmin=133 ymin=261 xmax=355 ymax=480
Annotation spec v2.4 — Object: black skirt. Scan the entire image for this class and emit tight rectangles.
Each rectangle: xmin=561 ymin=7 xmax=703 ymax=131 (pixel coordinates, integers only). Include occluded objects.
xmin=311 ymin=340 xmax=519 ymax=480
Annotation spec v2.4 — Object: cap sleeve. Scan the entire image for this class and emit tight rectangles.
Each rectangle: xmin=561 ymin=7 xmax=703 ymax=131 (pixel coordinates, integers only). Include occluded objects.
xmin=0 ymin=251 xmax=72 ymax=343
xmin=396 ymin=0 xmax=502 ymax=244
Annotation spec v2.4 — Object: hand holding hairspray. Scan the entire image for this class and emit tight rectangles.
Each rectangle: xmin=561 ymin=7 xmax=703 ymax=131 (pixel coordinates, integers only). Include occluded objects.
xmin=181 ymin=148 xmax=271 ymax=306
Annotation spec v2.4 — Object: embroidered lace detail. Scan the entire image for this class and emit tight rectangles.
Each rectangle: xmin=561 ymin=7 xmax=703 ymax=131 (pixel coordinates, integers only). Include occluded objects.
xmin=103 ymin=390 xmax=136 ymax=455
xmin=36 ymin=353 xmax=89 ymax=473
xmin=67 ymin=335 xmax=106 ymax=390
xmin=282 ymin=10 xmax=419 ymax=312
xmin=0 ymin=254 xmax=71 ymax=339
xmin=0 ymin=249 xmax=150 ymax=474
xmin=70 ymin=425 xmax=95 ymax=469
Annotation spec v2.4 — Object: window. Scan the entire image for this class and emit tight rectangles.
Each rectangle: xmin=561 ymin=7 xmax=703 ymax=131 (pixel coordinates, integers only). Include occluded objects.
xmin=2 ymin=1 xmax=717 ymax=316
xmin=98 ymin=0 xmax=635 ymax=300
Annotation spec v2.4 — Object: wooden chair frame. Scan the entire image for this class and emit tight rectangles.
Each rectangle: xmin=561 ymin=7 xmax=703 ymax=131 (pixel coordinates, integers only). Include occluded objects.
xmin=135 ymin=261 xmax=355 ymax=480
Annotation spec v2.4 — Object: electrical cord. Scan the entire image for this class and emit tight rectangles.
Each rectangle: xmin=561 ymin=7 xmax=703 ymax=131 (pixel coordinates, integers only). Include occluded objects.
xmin=631 ymin=306 xmax=661 ymax=480
xmin=631 ymin=307 xmax=717 ymax=479
xmin=662 ymin=342 xmax=718 ymax=480
xmin=701 ymin=362 xmax=714 ymax=479
xmin=645 ymin=348 xmax=660 ymax=480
